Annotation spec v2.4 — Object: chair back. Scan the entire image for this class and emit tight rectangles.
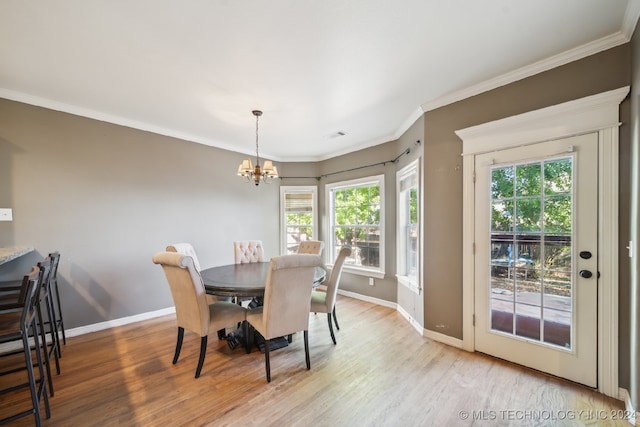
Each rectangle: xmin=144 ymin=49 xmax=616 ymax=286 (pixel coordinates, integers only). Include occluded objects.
xmin=262 ymin=254 xmax=322 ymax=338
xmin=37 ymin=256 xmax=53 ymax=297
xmin=21 ymin=266 xmax=43 ymax=328
xmin=324 ymin=247 xmax=351 ymax=311
xmin=234 ymin=240 xmax=265 ymax=264
xmin=297 ymin=240 xmax=324 ymax=255
xmin=153 ymin=252 xmax=210 ymax=336
xmin=166 ymin=243 xmax=202 ymax=272
xmin=48 ymin=252 xmax=61 ymax=282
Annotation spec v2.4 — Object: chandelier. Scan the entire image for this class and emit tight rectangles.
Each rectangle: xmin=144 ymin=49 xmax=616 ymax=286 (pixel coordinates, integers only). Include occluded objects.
xmin=237 ymin=110 xmax=279 ymax=186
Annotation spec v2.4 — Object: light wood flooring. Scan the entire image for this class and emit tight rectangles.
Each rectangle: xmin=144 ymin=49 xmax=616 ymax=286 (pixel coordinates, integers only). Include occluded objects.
xmin=0 ymin=295 xmax=628 ymax=426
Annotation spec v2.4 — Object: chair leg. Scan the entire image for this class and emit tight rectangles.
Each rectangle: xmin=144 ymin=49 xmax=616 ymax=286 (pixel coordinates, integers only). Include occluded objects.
xmin=173 ymin=327 xmax=184 ymax=364
xmin=31 ymin=322 xmax=53 ymax=424
xmin=332 ymin=306 xmax=340 ymax=330
xmin=195 ymin=336 xmax=207 ymax=378
xmin=43 ymin=280 xmax=61 ymax=360
xmin=304 ymin=330 xmax=310 ymax=370
xmin=22 ymin=331 xmax=42 ymax=427
xmin=54 ymin=280 xmax=66 ymax=346
xmin=264 ymin=339 xmax=271 ymax=382
xmin=327 ymin=313 xmax=336 ymax=344
xmin=35 ymin=300 xmax=54 ymax=397
xmin=44 ymin=293 xmax=60 ymax=374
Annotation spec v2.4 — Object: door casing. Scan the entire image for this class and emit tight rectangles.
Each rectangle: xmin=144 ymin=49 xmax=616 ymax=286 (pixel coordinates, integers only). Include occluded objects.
xmin=456 ymin=86 xmax=629 ymax=398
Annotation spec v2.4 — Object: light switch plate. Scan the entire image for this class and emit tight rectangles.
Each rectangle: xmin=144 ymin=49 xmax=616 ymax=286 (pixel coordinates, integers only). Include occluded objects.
xmin=0 ymin=208 xmax=13 ymax=221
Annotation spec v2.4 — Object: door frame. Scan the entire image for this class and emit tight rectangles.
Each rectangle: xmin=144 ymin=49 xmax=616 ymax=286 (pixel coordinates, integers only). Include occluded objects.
xmin=456 ymin=86 xmax=629 ymax=398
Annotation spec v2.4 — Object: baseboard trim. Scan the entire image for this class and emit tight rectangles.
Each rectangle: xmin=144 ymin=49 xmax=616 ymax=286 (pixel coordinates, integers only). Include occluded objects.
xmin=334 ymin=289 xmax=465 ymax=349
xmin=55 ymin=291 xmax=397 ymax=343
xmin=65 ymin=306 xmax=176 ymax=339
xmin=0 ymin=306 xmax=174 ymax=354
xmin=423 ymin=328 xmax=464 ymax=349
xmin=66 ymin=291 xmax=394 ymax=340
xmin=396 ymin=304 xmax=424 ymax=336
xmin=336 ymin=289 xmax=397 ymax=309
xmin=619 ymin=388 xmax=638 ymax=426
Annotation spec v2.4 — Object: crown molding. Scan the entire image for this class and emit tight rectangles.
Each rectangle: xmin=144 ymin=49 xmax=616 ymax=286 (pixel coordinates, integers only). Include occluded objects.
xmin=3 ymin=2 xmax=638 ymax=162
xmin=421 ymin=31 xmax=631 ymax=113
xmin=622 ymin=0 xmax=640 ymax=38
xmin=0 ymin=87 xmax=265 ymax=158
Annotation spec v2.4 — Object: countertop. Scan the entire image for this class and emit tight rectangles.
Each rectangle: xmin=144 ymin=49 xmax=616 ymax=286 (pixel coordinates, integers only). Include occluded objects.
xmin=0 ymin=246 xmax=34 ymax=265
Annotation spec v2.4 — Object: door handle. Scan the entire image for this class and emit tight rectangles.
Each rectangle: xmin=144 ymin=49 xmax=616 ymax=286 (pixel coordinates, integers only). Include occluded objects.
xmin=579 ymin=270 xmax=593 ymax=279
xmin=579 ymin=251 xmax=592 ymax=259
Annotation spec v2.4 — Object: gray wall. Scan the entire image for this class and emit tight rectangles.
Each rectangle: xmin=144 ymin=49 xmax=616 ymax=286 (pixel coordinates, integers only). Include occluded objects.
xmin=0 ymin=99 xmax=281 ymax=328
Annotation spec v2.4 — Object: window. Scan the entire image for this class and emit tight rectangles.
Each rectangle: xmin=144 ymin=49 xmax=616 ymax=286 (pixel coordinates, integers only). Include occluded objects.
xmin=280 ymin=186 xmax=317 ymax=254
xmin=396 ymin=160 xmax=420 ymax=293
xmin=326 ymin=175 xmax=385 ymax=278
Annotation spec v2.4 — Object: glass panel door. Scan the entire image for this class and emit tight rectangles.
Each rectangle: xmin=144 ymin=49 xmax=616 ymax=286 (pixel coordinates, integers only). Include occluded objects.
xmin=474 ymin=133 xmax=598 ymax=387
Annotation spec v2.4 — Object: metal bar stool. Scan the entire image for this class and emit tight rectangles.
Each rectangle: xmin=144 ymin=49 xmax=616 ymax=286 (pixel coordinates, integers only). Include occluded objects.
xmin=36 ymin=256 xmax=61 ymax=396
xmin=0 ymin=266 xmax=51 ymax=426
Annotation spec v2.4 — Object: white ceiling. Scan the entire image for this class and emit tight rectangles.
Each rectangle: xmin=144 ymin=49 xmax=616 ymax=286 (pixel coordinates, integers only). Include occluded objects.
xmin=0 ymin=1 xmax=638 ymax=162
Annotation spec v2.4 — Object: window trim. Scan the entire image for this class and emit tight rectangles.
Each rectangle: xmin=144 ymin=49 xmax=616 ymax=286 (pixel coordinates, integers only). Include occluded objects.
xmin=325 ymin=174 xmax=385 ymax=279
xmin=396 ymin=159 xmax=421 ymax=294
xmin=280 ymin=186 xmax=318 ymax=255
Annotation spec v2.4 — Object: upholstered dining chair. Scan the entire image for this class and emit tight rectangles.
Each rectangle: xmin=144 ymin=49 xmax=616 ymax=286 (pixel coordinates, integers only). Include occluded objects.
xmin=310 ymin=247 xmax=351 ymax=344
xmin=166 ymin=243 xmax=231 ymax=339
xmin=166 ymin=243 xmax=220 ymax=303
xmin=297 ymin=240 xmax=324 ymax=255
xmin=246 ymin=254 xmax=322 ymax=382
xmin=234 ymin=240 xmax=265 ymax=264
xmin=166 ymin=243 xmax=202 ymax=271
xmin=153 ymin=252 xmax=247 ymax=378
xmin=233 ymin=240 xmax=266 ymax=307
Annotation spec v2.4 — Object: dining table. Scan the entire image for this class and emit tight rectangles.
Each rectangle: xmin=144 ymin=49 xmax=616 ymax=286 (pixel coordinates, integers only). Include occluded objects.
xmin=200 ymin=261 xmax=326 ymax=352
xmin=200 ymin=261 xmax=326 ymax=298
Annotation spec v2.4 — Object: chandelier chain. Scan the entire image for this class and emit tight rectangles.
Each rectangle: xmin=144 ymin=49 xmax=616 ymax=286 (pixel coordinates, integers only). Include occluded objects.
xmin=255 ymin=112 xmax=260 ymax=165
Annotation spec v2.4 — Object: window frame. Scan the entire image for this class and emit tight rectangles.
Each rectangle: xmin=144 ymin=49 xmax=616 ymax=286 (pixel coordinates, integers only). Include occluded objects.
xmin=280 ymin=186 xmax=318 ymax=255
xmin=396 ymin=159 xmax=421 ymax=294
xmin=325 ymin=174 xmax=385 ymax=279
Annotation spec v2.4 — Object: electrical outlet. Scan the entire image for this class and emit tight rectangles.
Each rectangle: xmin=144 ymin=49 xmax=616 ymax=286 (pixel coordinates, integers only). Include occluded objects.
xmin=0 ymin=208 xmax=12 ymax=221
xmin=368 ymin=277 xmax=374 ymax=286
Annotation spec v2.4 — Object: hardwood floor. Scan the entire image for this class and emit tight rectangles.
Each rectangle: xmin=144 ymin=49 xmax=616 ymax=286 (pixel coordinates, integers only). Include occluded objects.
xmin=0 ymin=295 xmax=628 ymax=426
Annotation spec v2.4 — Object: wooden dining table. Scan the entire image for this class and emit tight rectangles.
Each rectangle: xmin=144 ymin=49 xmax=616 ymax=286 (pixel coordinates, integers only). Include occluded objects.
xmin=201 ymin=261 xmax=326 ymax=352
xmin=200 ymin=262 xmax=326 ymax=298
